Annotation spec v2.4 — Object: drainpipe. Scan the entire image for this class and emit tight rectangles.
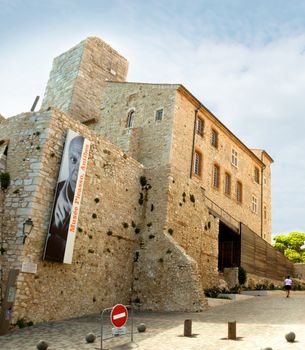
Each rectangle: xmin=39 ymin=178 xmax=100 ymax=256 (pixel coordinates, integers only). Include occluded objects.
xmin=260 ymin=154 xmax=266 ymax=238
xmin=190 ymin=107 xmax=200 ymax=179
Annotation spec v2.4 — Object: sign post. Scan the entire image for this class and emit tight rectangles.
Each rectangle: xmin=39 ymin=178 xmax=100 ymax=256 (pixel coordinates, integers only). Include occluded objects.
xmin=110 ymin=304 xmax=128 ymax=328
xmin=99 ymin=304 xmax=133 ymax=350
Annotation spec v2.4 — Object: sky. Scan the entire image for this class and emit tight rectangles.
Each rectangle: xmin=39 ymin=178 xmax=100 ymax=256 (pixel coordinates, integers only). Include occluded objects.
xmin=0 ymin=0 xmax=305 ymax=237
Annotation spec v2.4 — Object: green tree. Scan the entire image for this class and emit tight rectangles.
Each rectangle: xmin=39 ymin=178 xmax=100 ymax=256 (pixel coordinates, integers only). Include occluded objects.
xmin=273 ymin=232 xmax=305 ymax=262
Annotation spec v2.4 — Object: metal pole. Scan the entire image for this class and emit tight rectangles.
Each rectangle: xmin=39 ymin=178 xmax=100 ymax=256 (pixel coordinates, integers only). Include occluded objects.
xmin=131 ymin=305 xmax=134 ymax=342
xmin=100 ymin=308 xmax=111 ymax=350
xmin=100 ymin=310 xmax=104 ymax=350
xmin=30 ymin=96 xmax=40 ymax=112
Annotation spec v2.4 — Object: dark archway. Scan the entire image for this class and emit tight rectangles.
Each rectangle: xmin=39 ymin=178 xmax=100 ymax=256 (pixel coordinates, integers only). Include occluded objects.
xmin=218 ymin=221 xmax=240 ymax=271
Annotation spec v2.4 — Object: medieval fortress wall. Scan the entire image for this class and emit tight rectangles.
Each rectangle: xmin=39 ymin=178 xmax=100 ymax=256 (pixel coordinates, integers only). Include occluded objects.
xmin=0 ymin=36 xmax=277 ymax=325
xmin=0 ymin=108 xmax=207 ymax=323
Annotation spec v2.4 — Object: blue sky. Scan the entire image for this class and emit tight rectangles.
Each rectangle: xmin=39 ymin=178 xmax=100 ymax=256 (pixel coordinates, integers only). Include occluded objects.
xmin=1 ymin=0 xmax=305 ymax=236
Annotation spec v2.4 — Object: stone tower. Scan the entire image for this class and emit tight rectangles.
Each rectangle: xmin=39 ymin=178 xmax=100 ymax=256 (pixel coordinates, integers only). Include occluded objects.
xmin=41 ymin=37 xmax=129 ymax=123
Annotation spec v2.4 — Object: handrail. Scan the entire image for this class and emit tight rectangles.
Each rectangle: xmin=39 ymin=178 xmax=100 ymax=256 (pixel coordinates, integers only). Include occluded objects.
xmin=204 ymin=194 xmax=240 ymax=230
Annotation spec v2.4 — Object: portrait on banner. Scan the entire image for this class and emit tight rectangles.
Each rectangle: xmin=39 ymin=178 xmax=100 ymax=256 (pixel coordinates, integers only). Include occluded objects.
xmin=43 ymin=130 xmax=90 ymax=263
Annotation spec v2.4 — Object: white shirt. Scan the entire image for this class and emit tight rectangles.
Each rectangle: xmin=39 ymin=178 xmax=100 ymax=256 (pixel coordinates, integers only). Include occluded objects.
xmin=284 ymin=278 xmax=292 ymax=286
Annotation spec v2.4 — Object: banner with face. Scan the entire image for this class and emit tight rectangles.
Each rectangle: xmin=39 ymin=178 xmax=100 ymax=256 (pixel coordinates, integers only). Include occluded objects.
xmin=43 ymin=130 xmax=90 ymax=264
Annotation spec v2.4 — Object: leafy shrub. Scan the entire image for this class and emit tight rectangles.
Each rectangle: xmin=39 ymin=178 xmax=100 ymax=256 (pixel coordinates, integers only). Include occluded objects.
xmin=16 ymin=318 xmax=26 ymax=328
xmin=204 ymin=287 xmax=222 ymax=298
xmin=255 ymin=283 xmax=268 ymax=290
xmin=238 ymin=266 xmax=247 ymax=285
xmin=230 ymin=285 xmax=241 ymax=294
xmin=0 ymin=172 xmax=10 ymax=189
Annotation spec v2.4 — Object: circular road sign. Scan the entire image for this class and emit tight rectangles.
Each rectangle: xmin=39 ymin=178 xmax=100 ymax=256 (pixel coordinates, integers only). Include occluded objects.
xmin=110 ymin=304 xmax=128 ymax=328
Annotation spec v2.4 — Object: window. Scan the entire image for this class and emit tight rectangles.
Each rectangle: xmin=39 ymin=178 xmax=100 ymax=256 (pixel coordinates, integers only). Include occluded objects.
xmin=231 ymin=148 xmax=238 ymax=167
xmin=211 ymin=129 xmax=218 ymax=148
xmin=194 ymin=151 xmax=202 ymax=176
xmin=126 ymin=110 xmax=135 ymax=128
xmin=155 ymin=108 xmax=163 ymax=121
xmin=213 ymin=164 xmax=220 ymax=188
xmin=196 ymin=117 xmax=204 ymax=136
xmin=0 ymin=140 xmax=8 ymax=172
xmin=252 ymin=195 xmax=258 ymax=213
xmin=236 ymin=181 xmax=242 ymax=203
xmin=224 ymin=172 xmax=231 ymax=195
xmin=264 ymin=205 xmax=267 ymax=220
xmin=254 ymin=167 xmax=260 ymax=184
xmin=263 ymin=176 xmax=267 ymax=186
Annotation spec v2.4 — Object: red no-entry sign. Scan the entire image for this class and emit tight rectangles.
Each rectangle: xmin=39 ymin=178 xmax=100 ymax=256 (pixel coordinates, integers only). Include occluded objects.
xmin=110 ymin=304 xmax=128 ymax=328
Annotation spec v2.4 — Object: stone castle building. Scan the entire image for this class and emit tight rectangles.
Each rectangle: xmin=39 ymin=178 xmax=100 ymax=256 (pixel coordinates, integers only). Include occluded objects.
xmin=0 ymin=37 xmax=293 ymax=329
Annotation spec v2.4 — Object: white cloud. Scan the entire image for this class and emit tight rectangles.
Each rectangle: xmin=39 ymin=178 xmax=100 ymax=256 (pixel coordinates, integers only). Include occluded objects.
xmin=125 ymin=33 xmax=305 ymax=234
xmin=1 ymin=21 xmax=305 ymax=234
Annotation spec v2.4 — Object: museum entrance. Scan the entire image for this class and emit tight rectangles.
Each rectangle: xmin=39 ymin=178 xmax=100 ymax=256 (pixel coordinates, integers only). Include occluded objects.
xmin=218 ymin=221 xmax=241 ymax=271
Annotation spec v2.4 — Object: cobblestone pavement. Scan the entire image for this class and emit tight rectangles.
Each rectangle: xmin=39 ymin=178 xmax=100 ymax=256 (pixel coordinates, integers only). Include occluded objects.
xmin=1 ymin=291 xmax=305 ymax=350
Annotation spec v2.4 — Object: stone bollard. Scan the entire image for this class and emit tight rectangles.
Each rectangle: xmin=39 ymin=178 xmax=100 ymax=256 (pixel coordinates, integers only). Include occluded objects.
xmin=228 ymin=321 xmax=236 ymax=340
xmin=85 ymin=332 xmax=96 ymax=343
xmin=137 ymin=323 xmax=146 ymax=332
xmin=285 ymin=332 xmax=296 ymax=342
xmin=37 ymin=340 xmax=48 ymax=350
xmin=184 ymin=319 xmax=192 ymax=337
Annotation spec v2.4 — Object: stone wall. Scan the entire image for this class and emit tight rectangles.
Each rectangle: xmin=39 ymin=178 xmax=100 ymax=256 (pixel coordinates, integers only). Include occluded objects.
xmin=246 ymin=272 xmax=283 ymax=289
xmin=131 ymin=165 xmax=207 ymax=311
xmin=294 ymin=263 xmax=305 ymax=280
xmin=92 ymin=82 xmax=177 ymax=168
xmin=42 ymin=37 xmax=129 ymax=123
xmin=166 ymin=170 xmax=220 ymax=289
xmin=0 ymin=109 xmax=143 ymax=323
xmin=0 ymin=108 xmax=208 ymax=324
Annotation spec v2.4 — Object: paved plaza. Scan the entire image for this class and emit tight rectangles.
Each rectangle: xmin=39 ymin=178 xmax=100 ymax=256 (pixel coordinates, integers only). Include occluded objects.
xmin=1 ymin=291 xmax=305 ymax=350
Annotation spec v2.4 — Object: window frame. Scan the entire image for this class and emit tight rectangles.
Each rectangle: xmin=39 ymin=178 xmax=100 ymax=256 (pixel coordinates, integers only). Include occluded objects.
xmin=126 ymin=109 xmax=135 ymax=128
xmin=155 ymin=108 xmax=164 ymax=121
xmin=236 ymin=181 xmax=243 ymax=203
xmin=212 ymin=163 xmax=220 ymax=189
xmin=251 ymin=194 xmax=258 ymax=213
xmin=196 ymin=116 xmax=204 ymax=136
xmin=231 ymin=148 xmax=238 ymax=167
xmin=254 ymin=166 xmax=260 ymax=184
xmin=193 ymin=150 xmax=203 ymax=177
xmin=211 ymin=129 xmax=219 ymax=148
xmin=224 ymin=172 xmax=231 ymax=196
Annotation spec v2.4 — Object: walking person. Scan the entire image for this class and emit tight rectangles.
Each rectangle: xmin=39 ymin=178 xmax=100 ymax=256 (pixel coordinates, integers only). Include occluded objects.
xmin=284 ymin=276 xmax=293 ymax=297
